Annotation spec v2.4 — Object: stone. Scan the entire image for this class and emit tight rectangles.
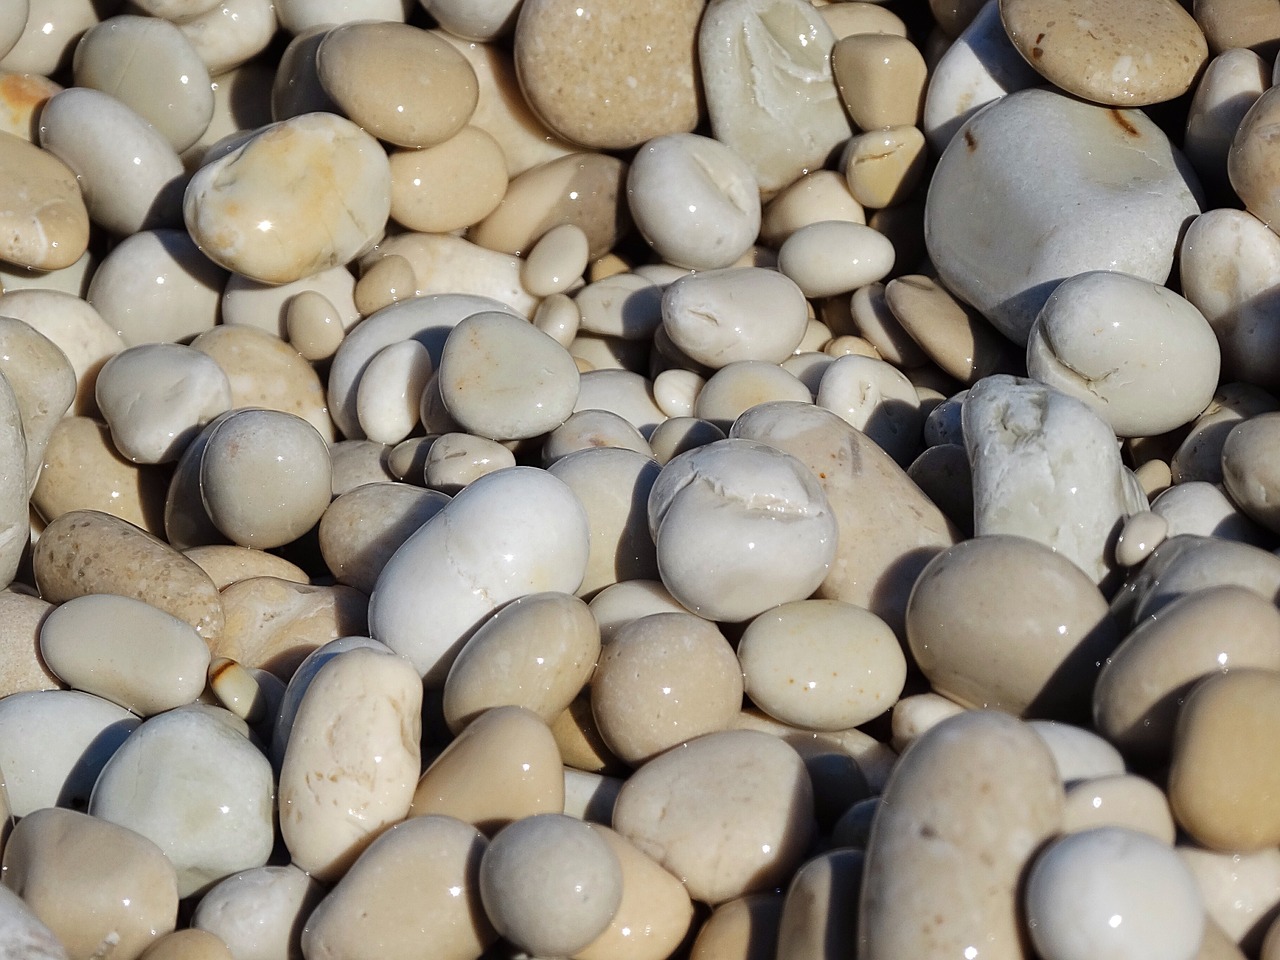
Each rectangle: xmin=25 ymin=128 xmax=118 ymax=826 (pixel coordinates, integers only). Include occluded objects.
xmin=0 ymin=132 xmax=87 ymax=271
xmin=1179 ymin=845 xmax=1280 ymax=953
xmin=183 ymin=545 xmax=309 ymax=590
xmin=776 ymin=221 xmax=895 ymax=299
xmin=191 ymin=865 xmax=323 ymax=960
xmin=688 ymin=894 xmax=784 ymax=960
xmin=815 ymin=354 xmax=922 ymax=466
xmin=1194 ymin=0 xmax=1280 ymax=57
xmin=1062 ymin=774 xmax=1177 ymax=843
xmin=388 ymin=126 xmax=508 ymax=234
xmin=1223 ymin=413 xmax=1280 ymax=533
xmin=318 ymin=483 xmax=451 ymax=596
xmin=1184 ymin=48 xmax=1270 ymax=195
xmin=832 ymin=32 xmax=927 ymax=129
xmin=0 ymin=590 xmax=61 ymax=698
xmin=661 ymin=267 xmax=808 ymax=368
xmin=177 ymin=0 xmax=276 ymax=76
xmin=138 ymin=930 xmax=233 ymax=960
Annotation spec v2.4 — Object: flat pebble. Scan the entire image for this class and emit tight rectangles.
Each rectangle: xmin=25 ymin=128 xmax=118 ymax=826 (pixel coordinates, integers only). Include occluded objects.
xmin=1024 ymin=827 xmax=1204 ymax=960
xmin=613 ymin=729 xmax=814 ymax=905
xmin=885 ymin=274 xmax=1021 ymax=385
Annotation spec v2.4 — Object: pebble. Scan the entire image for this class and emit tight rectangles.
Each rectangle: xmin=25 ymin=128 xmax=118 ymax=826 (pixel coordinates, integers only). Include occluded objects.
xmin=0 ymin=132 xmax=87 ymax=271
xmin=832 ymin=32 xmax=927 ymax=129
xmin=513 ymin=0 xmax=702 ymax=151
xmin=37 ymin=416 xmax=162 ymax=534
xmin=1024 ymin=827 xmax=1205 ymax=960
xmin=191 ymin=865 xmax=322 ymax=960
xmin=860 ymin=711 xmax=1063 ymax=959
xmin=1115 ymin=510 xmax=1170 ymax=566
xmin=0 ymin=590 xmax=60 ymax=698
xmin=699 ymin=0 xmax=851 ymax=193
xmin=222 ymin=263 xmax=359 ymax=344
xmin=424 ymin=0 xmax=521 ymax=42
xmin=662 ymin=267 xmax=809 ymax=368
xmin=355 ymin=339 xmax=433 ymax=446
xmin=1151 ymin=480 xmax=1270 ymax=545
xmin=389 ymin=126 xmax=508 ymax=235
xmin=278 ymin=646 xmax=422 ymax=882
xmin=815 ymin=354 xmax=922 ymax=466
xmin=1115 ymin=534 xmax=1280 ymax=624
xmin=1230 ymin=84 xmax=1280 ymax=230
xmin=522 ymin=223 xmax=589 ymax=297
xmin=574 ymin=272 xmax=663 ymax=341
xmin=760 ymin=170 xmax=865 ymax=247
xmin=0 ymin=885 xmax=69 ymax=960
xmin=777 ymin=221 xmax=894 ymax=299
xmin=776 ymin=849 xmax=863 ymax=960
xmin=318 ymin=482 xmax=450 ymax=595
xmin=689 ymin=893 xmax=784 ymax=960
xmin=184 ymin=112 xmax=390 ymax=285
xmin=841 ymin=125 xmax=929 ymax=210
xmin=90 ymin=706 xmax=274 ymax=897
xmin=926 ymin=87 xmax=1202 ymax=345
xmin=1172 ymin=382 xmax=1280 ymax=485
xmin=694 ymin=360 xmax=812 ymax=430
xmin=1222 ymin=413 xmax=1280 ymax=533
xmin=138 ymin=930 xmax=233 ymax=960
xmin=1184 ymin=48 xmax=1270 ymax=195
xmin=1179 ymin=845 xmax=1280 ymax=954
xmin=178 ymin=0 xmax=277 ymax=76
xmin=1028 ymin=720 xmax=1126 ymax=784
xmin=2 ymin=806 xmax=178 ymax=959
xmin=302 ymin=815 xmax=494 ymax=960
xmin=0 ymin=318 xmax=74 ymax=494
xmin=1061 ymin=774 xmax=1177 ymax=844
xmin=612 ymin=729 xmax=814 ymax=905
xmin=0 ymin=71 xmax=61 ymax=144
xmin=542 ymin=409 xmax=653 ymax=467
xmin=907 ymin=534 xmax=1119 ymax=720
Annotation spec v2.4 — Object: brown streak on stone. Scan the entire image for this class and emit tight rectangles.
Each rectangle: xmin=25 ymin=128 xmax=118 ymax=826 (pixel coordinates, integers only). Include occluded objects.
xmin=1110 ymin=110 xmax=1139 ymax=137
xmin=963 ymin=129 xmax=977 ymax=151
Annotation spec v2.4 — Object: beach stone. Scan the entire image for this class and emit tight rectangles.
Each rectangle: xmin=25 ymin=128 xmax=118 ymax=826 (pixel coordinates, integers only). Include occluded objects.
xmin=1151 ymin=481 xmax=1270 ymax=545
xmin=361 ymin=234 xmax=538 ymax=319
xmin=0 ymin=885 xmax=68 ymax=960
xmin=815 ymin=354 xmax=923 ymax=466
xmin=0 ymin=132 xmax=87 ymax=271
xmin=0 ymin=71 xmax=59 ymax=143
xmin=90 ymin=706 xmax=274 ymax=898
xmin=926 ymin=87 xmax=1201 ymax=345
xmin=776 ymin=849 xmax=863 ymax=960
xmin=832 ymin=32 xmax=927 ymax=130
xmin=1029 ymin=720 xmax=1125 ymax=784
xmin=221 ymin=264 xmax=358 ymax=344
xmin=1001 ymin=0 xmax=1207 ymax=106
xmin=1184 ymin=48 xmax=1270 ymax=195
xmin=0 ymin=318 xmax=74 ymax=497
xmin=191 ymin=865 xmax=323 ymax=960
xmin=319 ymin=483 xmax=451 ymax=595
xmin=388 ymin=126 xmax=508 ymax=234
xmin=613 ymin=729 xmax=814 ymax=905
xmin=1223 ymin=413 xmax=1280 ymax=534
xmin=760 ymin=170 xmax=865 ymax=247
xmin=302 ymin=815 xmax=494 ymax=960
xmin=184 ymin=112 xmax=390 ymax=285
xmin=0 ymin=591 xmax=60 ymax=698
xmin=514 ymin=0 xmax=701 ymax=151
xmin=965 ymin=375 xmax=1134 ymax=585
xmin=317 ymin=21 xmax=477 ymax=149
xmin=859 ymin=711 xmax=1063 ymax=960
xmin=278 ymin=646 xmax=422 ymax=882
xmin=908 ymin=535 xmax=1119 ymax=721
xmin=183 ymin=545 xmax=309 ymax=590
xmin=699 ymin=0 xmax=852 ymax=194
xmin=138 ymin=930 xmax=232 ymax=960
xmin=688 ymin=894 xmax=784 ymax=960
xmin=1180 ymin=845 xmax=1280 ymax=953
xmin=1230 ymin=85 xmax=1280 ymax=232
xmin=1061 ymin=774 xmax=1177 ymax=843
xmin=34 ymin=509 xmax=224 ymax=643
xmin=2 ymin=807 xmax=177 ymax=960
xmin=662 ymin=267 xmax=808 ymax=368
xmin=1194 ymin=0 xmax=1280 ymax=57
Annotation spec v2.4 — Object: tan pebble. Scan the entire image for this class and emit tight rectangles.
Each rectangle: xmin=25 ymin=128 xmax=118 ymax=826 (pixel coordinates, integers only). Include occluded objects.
xmin=832 ymin=33 xmax=927 ymax=129
xmin=386 ymin=436 xmax=435 ymax=482
xmin=890 ymin=691 xmax=967 ymax=753
xmin=183 ymin=544 xmax=309 ymax=590
xmin=469 ymin=152 xmax=630 ymax=260
xmin=443 ymin=592 xmax=599 ymax=731
xmin=177 ymin=0 xmax=276 ymax=75
xmin=317 ymin=21 xmax=477 ymax=149
xmin=776 ymin=849 xmax=863 ymax=960
xmin=4 ymin=807 xmax=177 ymax=959
xmin=423 ymin=0 xmax=522 ymax=42
xmin=821 ymin=1 xmax=909 ymax=39
xmin=1115 ymin=510 xmax=1169 ymax=566
xmin=513 ymin=0 xmax=702 ymax=150
xmin=1229 ymin=83 xmax=1280 ymax=231
xmin=777 ymin=221 xmax=895 ymax=298
xmin=34 ymin=509 xmax=224 ymax=642
xmin=389 ymin=126 xmax=508 ymax=234
xmin=1179 ymin=845 xmax=1280 ymax=953
xmin=689 ymin=893 xmax=785 ymax=960
xmin=411 ymin=705 xmax=565 ymax=833
xmin=576 ymin=824 xmax=695 ymax=960
xmin=1169 ymin=669 xmax=1280 ymax=851
xmin=139 ymin=930 xmax=233 ymax=960
xmin=823 ymin=334 xmax=882 ymax=359
xmin=591 ymin=612 xmax=744 ymax=765
xmin=352 ymin=254 xmax=417 ymax=318
xmin=285 ymin=290 xmax=346 ymax=363
xmin=301 ymin=815 xmax=495 ymax=960
xmin=0 ymin=132 xmax=87 ymax=271
xmin=587 ymin=579 xmax=697 ymax=644
xmin=216 ymin=577 xmax=368 ymax=681
xmin=1200 ymin=920 xmax=1250 ymax=960
xmin=1094 ymin=585 xmax=1280 ymax=764
xmin=906 ymin=534 xmax=1119 ymax=720
xmin=329 ymin=440 xmax=396 ymax=497
xmin=318 ymin=482 xmax=450 ymax=595
xmin=533 ymin=291 xmax=581 ymax=347
xmin=1062 ymin=774 xmax=1177 ymax=843
xmin=1134 ymin=458 xmax=1173 ymax=499
xmin=851 ymin=282 xmax=928 ymax=369
xmin=575 ymin=272 xmax=664 ymax=342
xmin=569 ymin=333 xmax=645 ymax=373
xmin=1172 ymin=381 xmax=1279 ymax=485
xmin=1001 ymin=0 xmax=1207 ymax=105
xmin=551 ymin=690 xmax=628 ymax=775
xmin=0 ymin=71 xmax=60 ymax=142
xmin=1192 ymin=0 xmax=1280 ymax=57
xmin=279 ymin=646 xmax=423 ymax=882
xmin=523 ymin=223 xmax=589 ymax=298
xmin=208 ymin=658 xmax=268 ymax=724
xmin=760 ymin=170 xmax=865 ymax=248
xmin=364 ymin=233 xmax=538 ymax=318
xmin=588 ymin=250 xmax=634 ymax=282
xmin=0 ymin=589 xmax=61 ymax=697
xmin=842 ymin=126 xmax=928 ymax=210
xmin=612 ymin=729 xmax=814 ymax=905
xmin=860 ymin=711 xmax=1063 ymax=959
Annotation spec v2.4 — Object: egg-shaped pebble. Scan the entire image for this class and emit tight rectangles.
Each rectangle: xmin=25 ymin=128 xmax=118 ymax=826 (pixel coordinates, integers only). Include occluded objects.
xmin=355 ymin=339 xmax=433 ymax=446
xmin=302 ymin=815 xmax=494 ymax=960
xmin=437 ymin=310 xmax=580 ymax=440
xmin=627 ymin=133 xmax=760 ymax=271
xmin=1025 ymin=827 xmax=1204 ymax=960
xmin=661 ymin=267 xmax=809 ymax=368
xmin=648 ymin=439 xmax=837 ymax=622
xmin=1184 ymin=48 xmax=1270 ymax=194
xmin=39 ymin=593 xmax=210 ymax=716
xmin=688 ymin=894 xmax=784 ymax=960
xmin=184 ymin=112 xmax=391 ymax=285
xmin=1114 ymin=510 xmax=1169 ymax=566
xmin=369 ymin=466 xmax=589 ymax=685
xmin=777 ymin=221 xmax=895 ymax=299
xmin=1 ymin=807 xmax=178 ymax=960
xmin=776 ymin=849 xmax=863 ymax=960
xmin=278 ymin=646 xmax=422 ymax=882
xmin=1155 ymin=478 xmax=1270 ymax=547
xmin=1028 ymin=720 xmax=1126 ymax=783
xmin=199 ymin=408 xmax=331 ymax=549
xmin=1118 ymin=534 xmax=1280 ymax=625
xmin=0 ymin=131 xmax=88 ymax=272
xmin=860 ymin=711 xmax=1064 ymax=959
xmin=90 ymin=706 xmax=274 ymax=898
xmin=832 ymin=32 xmax=927 ymax=129
xmin=574 ymin=273 xmax=664 ymax=341
xmin=738 ymin=599 xmax=906 ymax=731
xmin=1230 ymin=85 xmax=1280 ymax=230
xmin=574 ymin=369 xmax=668 ymax=437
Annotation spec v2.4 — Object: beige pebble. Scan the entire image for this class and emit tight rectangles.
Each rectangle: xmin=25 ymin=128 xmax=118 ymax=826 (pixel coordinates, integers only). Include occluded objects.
xmin=2 ymin=807 xmax=177 ymax=959
xmin=0 ymin=132 xmax=87 ymax=271
xmin=1222 ymin=413 xmax=1280 ymax=534
xmin=1062 ymin=773 xmax=1177 ymax=844
xmin=1119 ymin=534 xmax=1280 ymax=624
xmin=890 ymin=691 xmax=967 ymax=753
xmin=860 ymin=711 xmax=1063 ymax=959
xmin=1115 ymin=510 xmax=1169 ymax=566
xmin=652 ymin=370 xmax=706 ymax=420
xmin=207 ymin=658 xmax=268 ymax=724
xmin=279 ymin=646 xmax=422 ymax=882
xmin=302 ymin=815 xmax=495 ymax=960
xmin=1179 ymin=845 xmax=1280 ymax=954
xmin=574 ymin=272 xmax=663 ymax=341
xmin=0 ymin=884 xmax=66 ymax=960
xmin=613 ymin=729 xmax=814 ymax=905
xmin=592 ymin=612 xmax=743 ymax=765
xmin=138 ymin=930 xmax=233 ymax=960
xmin=353 ymin=253 xmax=418 ymax=317
xmin=329 ymin=440 xmax=396 ymax=496
xmin=563 ymin=767 xmax=623 ymax=825
xmin=1134 ymin=458 xmax=1173 ymax=499
xmin=738 ymin=599 xmax=906 ymax=731
xmin=1169 ymin=669 xmax=1280 ymax=852
xmin=1001 ymin=0 xmax=1207 ymax=105
xmin=1172 ymin=382 xmax=1279 ymax=486
xmin=907 ymin=534 xmax=1119 ymax=720
xmin=777 ymin=221 xmax=895 ymax=298
xmin=423 ymin=0 xmax=521 ymax=41
xmin=514 ymin=0 xmax=702 ymax=150
xmin=318 ymin=21 xmax=477 ymax=149
xmin=285 ymin=290 xmax=346 ymax=363
xmin=0 ymin=590 xmax=61 ymax=698
xmin=1230 ymin=85 xmax=1280 ymax=230
xmin=216 ymin=577 xmax=369 ymax=681
xmin=1028 ymin=720 xmax=1125 ymax=783
xmin=689 ymin=893 xmax=784 ymax=960
xmin=588 ymin=578 xmax=697 ymax=644
xmin=469 ymin=152 xmax=629 ymax=260
xmin=841 ymin=125 xmax=928 ymax=210
xmin=1194 ymin=0 xmax=1280 ymax=57
xmin=0 ymin=71 xmax=60 ymax=143
xmin=424 ymin=433 xmax=516 ymax=493
xmin=1184 ymin=48 xmax=1270 ymax=194
xmin=1152 ymin=480 xmax=1270 ymax=546
xmin=574 ymin=369 xmax=667 ymax=437
xmin=222 ymin=263 xmax=359 ymax=344
xmin=183 ymin=544 xmax=309 ymax=590
xmin=533 ymin=291 xmax=581 ymax=347
xmin=1 ymin=0 xmax=95 ymax=75
xmin=776 ymin=849 xmax=863 ymax=960
xmin=411 ymin=705 xmax=565 ymax=833
xmin=816 ymin=354 xmax=922 ymax=466
xmin=34 ymin=509 xmax=224 ymax=642
xmin=760 ymin=170 xmax=865 ymax=248
xmin=832 ymin=32 xmax=927 ymax=129
xmin=730 ymin=706 xmax=897 ymax=796
xmin=662 ymin=267 xmax=809 ymax=368
xmin=523 ymin=224 xmax=590 ymax=298
xmin=1094 ymin=585 xmax=1280 ymax=764
xmin=0 ymin=318 xmax=75 ymax=495
xmin=177 ymin=0 xmax=277 ymax=76
xmin=443 ymin=591 xmax=599 ymax=732
xmin=355 ymin=340 xmax=433 ymax=446
xmin=318 ymin=482 xmax=450 ymax=595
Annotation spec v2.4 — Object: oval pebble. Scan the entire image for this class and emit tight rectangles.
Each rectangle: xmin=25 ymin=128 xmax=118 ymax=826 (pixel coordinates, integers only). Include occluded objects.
xmin=661 ymin=267 xmax=809 ymax=369
xmin=777 ymin=220 xmax=895 ymax=298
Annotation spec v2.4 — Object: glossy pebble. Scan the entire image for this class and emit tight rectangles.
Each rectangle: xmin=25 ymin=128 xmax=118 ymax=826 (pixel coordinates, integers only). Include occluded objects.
xmin=0 ymin=131 xmax=87 ymax=271
xmin=191 ymin=865 xmax=322 ymax=960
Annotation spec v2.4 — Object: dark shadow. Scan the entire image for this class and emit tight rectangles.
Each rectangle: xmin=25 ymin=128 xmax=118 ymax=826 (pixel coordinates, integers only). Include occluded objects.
xmin=1023 ymin=609 xmax=1123 ymax=724
xmin=866 ymin=544 xmax=948 ymax=642
xmin=141 ymin=172 xmax=191 ymax=234
xmin=58 ymin=715 xmax=138 ymax=811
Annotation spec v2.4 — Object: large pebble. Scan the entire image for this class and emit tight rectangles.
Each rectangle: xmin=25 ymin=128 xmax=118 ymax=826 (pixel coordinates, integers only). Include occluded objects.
xmin=318 ymin=483 xmax=450 ymax=596
xmin=906 ymin=534 xmax=1119 ymax=720
xmin=191 ymin=865 xmax=322 ymax=960
xmin=612 ymin=729 xmax=814 ymax=905
xmin=661 ymin=267 xmax=808 ymax=368
xmin=2 ymin=807 xmax=178 ymax=960
xmin=859 ymin=711 xmax=1063 ymax=959
xmin=926 ymin=87 xmax=1201 ymax=344
xmin=1230 ymin=85 xmax=1280 ymax=230
xmin=0 ymin=132 xmax=87 ymax=271
xmin=90 ymin=706 xmax=274 ymax=898
xmin=184 ymin=112 xmax=390 ymax=284
xmin=369 ymin=466 xmax=589 ymax=685
xmin=278 ymin=646 xmax=422 ymax=882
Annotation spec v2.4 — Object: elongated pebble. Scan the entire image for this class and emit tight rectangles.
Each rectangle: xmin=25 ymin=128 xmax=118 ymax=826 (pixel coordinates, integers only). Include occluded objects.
xmin=777 ymin=221 xmax=895 ymax=298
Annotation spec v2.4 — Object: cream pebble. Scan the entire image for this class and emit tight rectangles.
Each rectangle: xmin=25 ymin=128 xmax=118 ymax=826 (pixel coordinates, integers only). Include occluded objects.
xmin=1025 ymin=827 xmax=1204 ymax=960
xmin=533 ymin=291 xmax=581 ymax=347
xmin=177 ymin=0 xmax=277 ymax=76
xmin=208 ymin=658 xmax=268 ymax=724
xmin=39 ymin=593 xmax=210 ymax=716
xmin=760 ymin=170 xmax=865 ymax=247
xmin=777 ymin=221 xmax=895 ymax=299
xmin=424 ymin=433 xmax=516 ymax=493
xmin=776 ymin=849 xmax=863 ymax=960
xmin=1028 ymin=720 xmax=1126 ymax=784
xmin=1179 ymin=846 xmax=1280 ymax=955
xmin=627 ymin=133 xmax=761 ymax=270
xmin=689 ymin=894 xmax=785 ymax=960
xmin=848 ymin=282 xmax=927 ymax=369
xmin=1222 ymin=413 xmax=1280 ymax=535
xmin=0 ymin=317 xmax=75 ymax=494
xmin=1117 ymin=534 xmax=1280 ymax=624
xmin=286 ymin=290 xmax=346 ymax=363
xmin=541 ymin=410 xmax=653 ymax=467
xmin=816 ymin=354 xmax=922 ymax=466
xmin=652 ymin=369 xmax=706 ymax=420
xmin=191 ymin=865 xmax=321 ymax=960
xmin=1184 ymin=48 xmax=1270 ymax=194
xmin=355 ymin=339 xmax=433 ymax=446
xmin=389 ymin=126 xmax=508 ymax=235
xmin=199 ymin=409 xmax=331 ymax=549
xmin=222 ymin=264 xmax=359 ymax=343
xmin=0 ymin=132 xmax=88 ymax=272
xmin=693 ymin=360 xmax=812 ymax=430
xmin=662 ymin=267 xmax=809 ymax=368
xmin=574 ymin=272 xmax=663 ymax=342
xmin=1115 ymin=510 xmax=1170 ymax=567
xmin=842 ymin=125 xmax=929 ymax=210
xmin=574 ymin=369 xmax=667 ymax=437
xmin=522 ymin=223 xmax=590 ymax=298
xmin=1062 ymin=774 xmax=1177 ymax=843
xmin=832 ymin=32 xmax=927 ymax=129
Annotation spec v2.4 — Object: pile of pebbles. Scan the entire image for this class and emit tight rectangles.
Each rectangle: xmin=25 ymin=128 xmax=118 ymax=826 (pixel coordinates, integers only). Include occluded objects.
xmin=0 ymin=0 xmax=1278 ymax=957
